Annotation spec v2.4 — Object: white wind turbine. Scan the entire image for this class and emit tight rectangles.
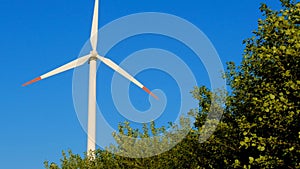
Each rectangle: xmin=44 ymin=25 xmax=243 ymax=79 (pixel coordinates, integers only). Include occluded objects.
xmin=23 ymin=0 xmax=158 ymax=153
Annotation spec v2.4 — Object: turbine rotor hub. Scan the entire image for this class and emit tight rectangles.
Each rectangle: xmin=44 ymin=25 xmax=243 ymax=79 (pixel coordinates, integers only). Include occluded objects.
xmin=89 ymin=50 xmax=98 ymax=61
xmin=90 ymin=50 xmax=98 ymax=57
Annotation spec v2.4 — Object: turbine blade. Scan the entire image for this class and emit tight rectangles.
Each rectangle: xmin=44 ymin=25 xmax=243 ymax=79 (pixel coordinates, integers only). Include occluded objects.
xmin=97 ymin=55 xmax=158 ymax=100
xmin=23 ymin=55 xmax=90 ymax=86
xmin=90 ymin=0 xmax=99 ymax=51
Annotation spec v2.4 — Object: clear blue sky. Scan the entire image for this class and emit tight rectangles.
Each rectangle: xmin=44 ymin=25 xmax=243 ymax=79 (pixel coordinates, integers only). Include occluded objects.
xmin=0 ymin=0 xmax=281 ymax=168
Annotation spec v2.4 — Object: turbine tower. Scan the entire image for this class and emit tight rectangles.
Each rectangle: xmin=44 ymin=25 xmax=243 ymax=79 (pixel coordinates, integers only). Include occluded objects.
xmin=23 ymin=0 xmax=158 ymax=154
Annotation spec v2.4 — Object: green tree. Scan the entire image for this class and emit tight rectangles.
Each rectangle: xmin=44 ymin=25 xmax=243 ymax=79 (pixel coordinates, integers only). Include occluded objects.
xmin=225 ymin=0 xmax=300 ymax=168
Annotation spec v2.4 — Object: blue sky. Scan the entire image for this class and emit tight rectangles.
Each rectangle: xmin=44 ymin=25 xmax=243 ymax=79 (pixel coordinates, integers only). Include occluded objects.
xmin=0 ymin=0 xmax=282 ymax=168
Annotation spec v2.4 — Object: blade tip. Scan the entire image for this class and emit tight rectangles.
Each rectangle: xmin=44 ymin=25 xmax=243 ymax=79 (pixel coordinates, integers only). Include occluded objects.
xmin=142 ymin=86 xmax=159 ymax=100
xmin=22 ymin=77 xmax=42 ymax=86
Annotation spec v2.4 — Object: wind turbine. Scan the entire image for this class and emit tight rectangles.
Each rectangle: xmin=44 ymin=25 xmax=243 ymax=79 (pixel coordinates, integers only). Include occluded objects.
xmin=23 ymin=0 xmax=158 ymax=153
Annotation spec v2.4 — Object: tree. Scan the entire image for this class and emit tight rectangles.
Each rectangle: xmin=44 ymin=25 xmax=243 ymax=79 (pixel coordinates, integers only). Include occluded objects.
xmin=225 ymin=0 xmax=300 ymax=167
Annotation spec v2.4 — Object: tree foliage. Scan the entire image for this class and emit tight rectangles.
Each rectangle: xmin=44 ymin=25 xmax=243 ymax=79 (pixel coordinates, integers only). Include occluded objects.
xmin=45 ymin=0 xmax=300 ymax=168
xmin=225 ymin=0 xmax=300 ymax=167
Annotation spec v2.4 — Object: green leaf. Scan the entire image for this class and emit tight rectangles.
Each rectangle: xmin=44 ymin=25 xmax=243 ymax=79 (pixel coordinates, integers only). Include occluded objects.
xmin=249 ymin=157 xmax=254 ymax=164
xmin=270 ymin=94 xmax=275 ymax=100
xmin=258 ymin=146 xmax=265 ymax=151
